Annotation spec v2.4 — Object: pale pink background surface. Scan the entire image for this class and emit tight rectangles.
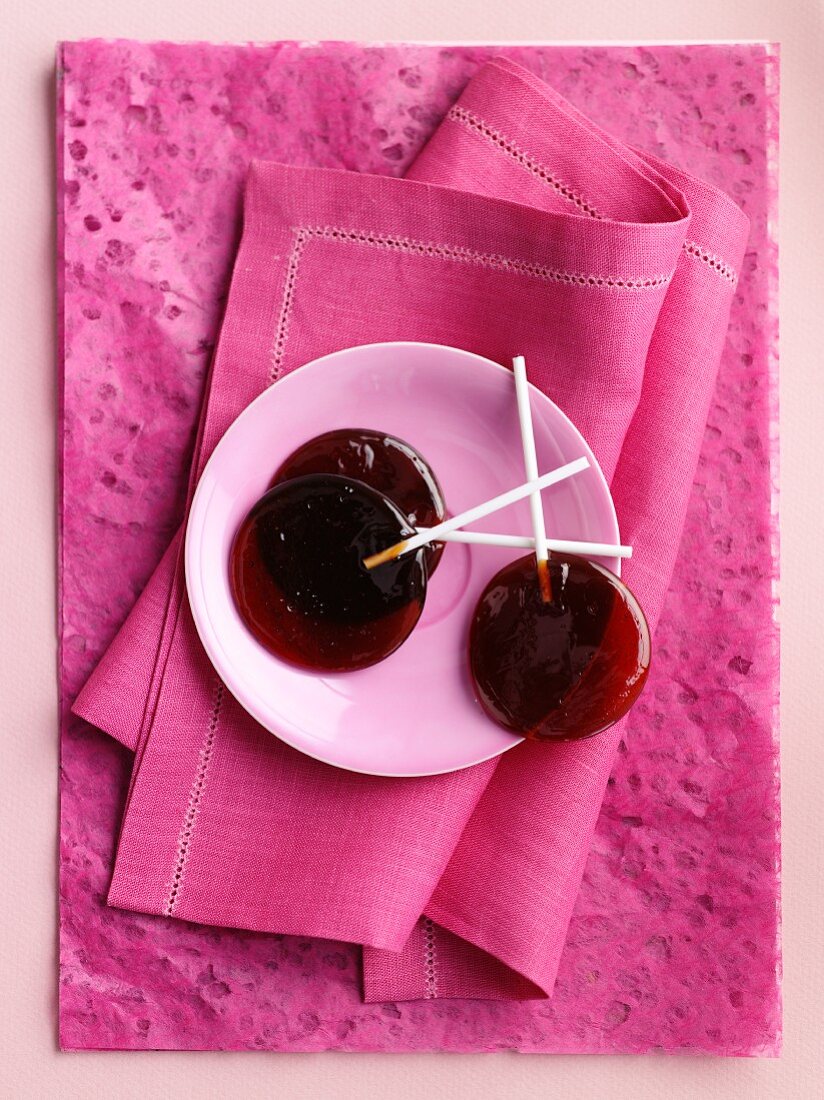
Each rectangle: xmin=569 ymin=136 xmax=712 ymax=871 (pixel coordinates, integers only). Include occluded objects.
xmin=2 ymin=1 xmax=822 ymax=1098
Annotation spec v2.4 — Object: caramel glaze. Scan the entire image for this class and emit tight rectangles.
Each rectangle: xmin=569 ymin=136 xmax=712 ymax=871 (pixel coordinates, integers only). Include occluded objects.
xmin=231 ymin=473 xmax=428 ymax=672
xmin=469 ymin=553 xmax=651 ymax=740
xmin=272 ymin=429 xmax=446 ymax=573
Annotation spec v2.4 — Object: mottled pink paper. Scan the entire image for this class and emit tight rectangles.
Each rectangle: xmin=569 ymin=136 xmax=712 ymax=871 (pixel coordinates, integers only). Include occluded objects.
xmin=58 ymin=41 xmax=780 ymax=1053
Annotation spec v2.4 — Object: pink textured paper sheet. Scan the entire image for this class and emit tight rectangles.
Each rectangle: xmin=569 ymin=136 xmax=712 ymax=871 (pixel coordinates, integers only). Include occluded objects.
xmin=59 ymin=41 xmax=780 ymax=1053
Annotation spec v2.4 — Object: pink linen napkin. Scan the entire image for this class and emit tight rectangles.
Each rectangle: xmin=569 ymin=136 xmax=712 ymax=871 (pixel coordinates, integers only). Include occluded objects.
xmin=73 ymin=57 xmax=749 ymax=1001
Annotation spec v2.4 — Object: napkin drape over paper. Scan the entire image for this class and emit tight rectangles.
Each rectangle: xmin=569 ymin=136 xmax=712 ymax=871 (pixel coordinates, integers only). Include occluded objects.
xmin=73 ymin=57 xmax=749 ymax=1001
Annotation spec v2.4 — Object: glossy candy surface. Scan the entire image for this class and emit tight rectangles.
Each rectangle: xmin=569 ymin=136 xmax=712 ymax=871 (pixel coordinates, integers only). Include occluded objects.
xmin=272 ymin=428 xmax=446 ymax=573
xmin=469 ymin=553 xmax=651 ymax=740
xmin=231 ymin=473 xmax=427 ymax=671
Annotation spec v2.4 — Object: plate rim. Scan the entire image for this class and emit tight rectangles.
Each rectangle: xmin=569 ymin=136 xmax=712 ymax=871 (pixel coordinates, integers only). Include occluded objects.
xmin=185 ymin=340 xmax=620 ymax=777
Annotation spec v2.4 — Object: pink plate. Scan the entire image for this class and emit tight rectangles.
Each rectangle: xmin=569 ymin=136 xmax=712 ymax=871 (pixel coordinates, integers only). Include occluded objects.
xmin=185 ymin=342 xmax=620 ymax=777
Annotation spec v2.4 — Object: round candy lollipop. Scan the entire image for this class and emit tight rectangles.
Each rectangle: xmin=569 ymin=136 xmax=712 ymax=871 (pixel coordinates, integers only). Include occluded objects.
xmin=271 ymin=428 xmax=447 ymax=573
xmin=466 ymin=355 xmax=649 ymax=741
xmin=230 ymin=473 xmax=428 ymax=672
xmin=469 ymin=552 xmax=651 ymax=740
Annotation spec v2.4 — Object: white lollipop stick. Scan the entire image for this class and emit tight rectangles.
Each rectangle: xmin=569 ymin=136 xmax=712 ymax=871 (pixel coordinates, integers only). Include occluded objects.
xmin=363 ymin=456 xmax=590 ymax=570
xmin=512 ymin=354 xmax=551 ymax=600
xmin=416 ymin=528 xmax=632 ymax=560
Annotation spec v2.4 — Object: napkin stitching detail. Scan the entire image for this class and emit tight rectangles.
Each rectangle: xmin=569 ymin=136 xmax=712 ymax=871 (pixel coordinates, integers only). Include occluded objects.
xmin=271 ymin=229 xmax=309 ymax=382
xmin=682 ymin=240 xmax=738 ymax=285
xmin=423 ymin=917 xmax=439 ymax=999
xmin=269 ymin=225 xmax=672 ymax=377
xmin=164 ymin=679 xmax=225 ymax=916
xmin=301 ymin=227 xmax=672 ymax=289
xmin=447 ymin=106 xmax=739 ymax=287
xmin=447 ymin=105 xmax=603 ymax=219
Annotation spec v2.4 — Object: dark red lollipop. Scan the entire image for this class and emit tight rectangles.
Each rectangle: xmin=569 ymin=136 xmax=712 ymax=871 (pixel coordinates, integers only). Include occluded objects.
xmin=469 ymin=553 xmax=650 ymax=740
xmin=272 ymin=428 xmax=446 ymax=573
xmin=230 ymin=473 xmax=428 ymax=672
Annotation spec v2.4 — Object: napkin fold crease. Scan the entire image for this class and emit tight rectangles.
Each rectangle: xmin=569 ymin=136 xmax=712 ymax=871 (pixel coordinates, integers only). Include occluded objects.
xmin=73 ymin=57 xmax=749 ymax=1002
